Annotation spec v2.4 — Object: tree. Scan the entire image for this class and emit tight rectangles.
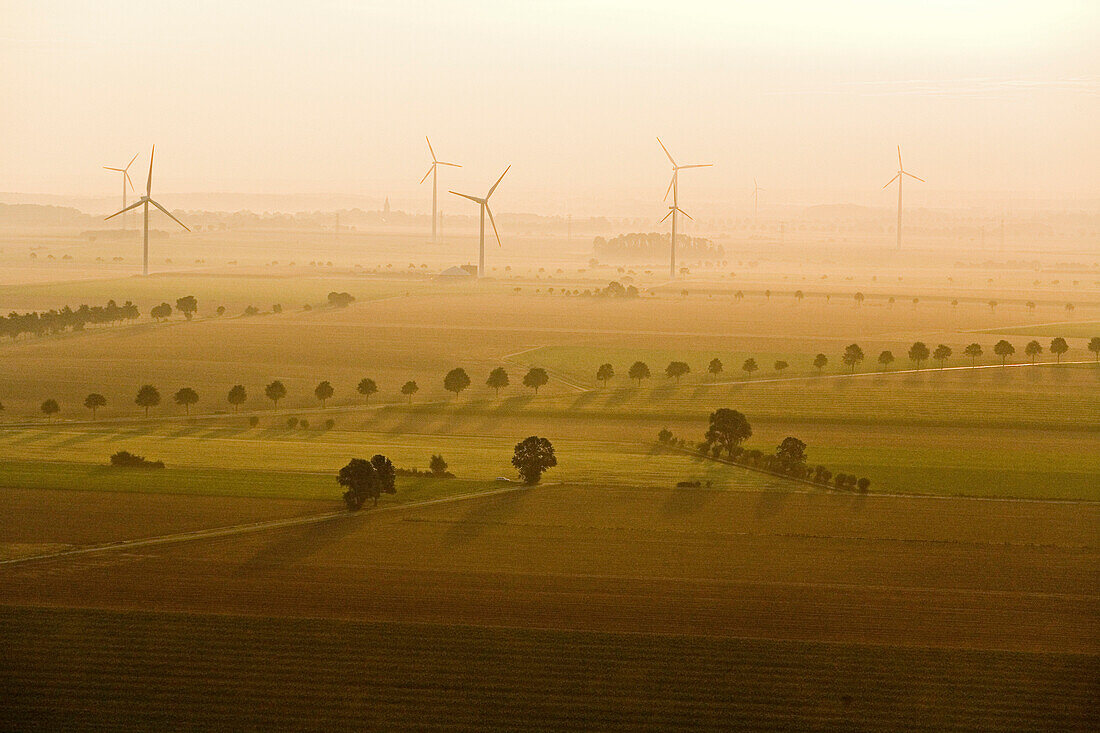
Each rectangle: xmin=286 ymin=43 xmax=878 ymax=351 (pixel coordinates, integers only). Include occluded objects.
xmin=511 ymin=436 xmax=557 ymax=485
xmin=1050 ymin=337 xmax=1069 ymax=364
xmin=1088 ymin=336 xmax=1100 ymax=362
xmin=486 ymin=367 xmax=509 ymax=395
xmin=522 ymin=367 xmax=550 ymax=394
xmin=665 ymin=361 xmax=690 ymax=382
xmin=742 ymin=358 xmax=758 ymax=378
xmin=704 ymin=408 xmax=752 ymax=458
xmin=443 ymin=368 xmax=471 ymax=397
xmin=265 ymin=380 xmax=287 ymax=409
xmin=401 ymin=380 xmax=418 ymax=403
xmin=41 ymin=398 xmax=60 ymax=421
xmin=775 ymin=436 xmax=807 ymax=472
xmin=628 ymin=361 xmax=651 ymax=385
xmin=854 ymin=292 xmax=865 ymax=306
xmin=135 ymin=384 xmax=161 ymax=416
xmin=227 ymin=384 xmax=247 ymax=412
xmin=357 ymin=378 xmax=378 ymax=402
xmin=338 ymin=456 xmax=390 ymax=510
xmin=596 ymin=363 xmax=614 ymax=386
xmin=175 ymin=295 xmax=198 ymax=320
xmin=964 ymin=343 xmax=983 ymax=366
xmin=773 ymin=360 xmax=789 ymax=373
xmin=150 ymin=302 xmax=172 ymax=321
xmin=794 ymin=290 xmax=804 ymax=302
xmin=842 ymin=343 xmax=864 ymax=373
xmin=314 ymin=380 xmax=334 ymax=407
xmin=908 ymin=341 xmax=930 ymax=369
xmin=173 ymin=387 xmax=199 ymax=415
xmin=84 ymin=393 xmax=106 ymax=419
xmin=993 ymin=339 xmax=1015 ymax=366
xmin=857 ymin=477 xmax=871 ymax=493
xmin=813 ymin=353 xmax=828 ymax=372
xmin=932 ymin=344 xmax=952 ymax=369
xmin=429 ymin=454 xmax=449 ymax=476
xmin=707 ymin=358 xmax=723 ymax=381
xmin=878 ymin=350 xmax=895 ymax=371
xmin=1024 ymin=340 xmax=1043 ymax=364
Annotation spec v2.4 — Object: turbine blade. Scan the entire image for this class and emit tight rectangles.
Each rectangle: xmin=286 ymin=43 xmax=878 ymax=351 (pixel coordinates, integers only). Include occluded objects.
xmin=438 ymin=161 xmax=461 ymax=167
xmin=148 ymin=199 xmax=190 ymax=231
xmin=450 ymin=191 xmax=484 ymax=204
xmin=426 ymin=136 xmax=437 ymax=163
xmin=663 ymin=174 xmax=675 ymax=202
xmin=659 ymin=210 xmax=673 ymax=223
xmin=420 ymin=165 xmax=434 ymax=185
xmin=103 ymin=167 xmax=125 ymax=172
xmin=904 ymin=171 xmax=925 ymax=183
xmin=487 ymin=165 xmax=510 ymax=198
xmin=898 ymin=145 xmax=902 ymax=169
xmin=677 ymin=163 xmax=712 ymax=169
xmin=677 ymin=207 xmax=694 ymax=221
xmin=104 ymin=199 xmax=146 ymax=220
xmin=656 ymin=137 xmax=676 ymax=167
xmin=125 ymin=152 xmax=139 ymax=171
xmin=882 ymin=174 xmax=900 ymax=189
xmin=146 ymin=145 xmax=155 ymax=196
xmin=486 ymin=204 xmax=502 ymax=247
xmin=125 ymin=171 xmax=135 ymax=192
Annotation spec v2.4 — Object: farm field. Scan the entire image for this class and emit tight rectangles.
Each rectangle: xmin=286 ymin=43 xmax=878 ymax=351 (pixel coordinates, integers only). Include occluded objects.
xmin=2 ymin=605 xmax=1096 ymax=731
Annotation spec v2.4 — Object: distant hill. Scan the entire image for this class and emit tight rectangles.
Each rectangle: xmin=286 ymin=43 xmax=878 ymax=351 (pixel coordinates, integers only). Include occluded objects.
xmin=0 ymin=203 xmax=97 ymax=227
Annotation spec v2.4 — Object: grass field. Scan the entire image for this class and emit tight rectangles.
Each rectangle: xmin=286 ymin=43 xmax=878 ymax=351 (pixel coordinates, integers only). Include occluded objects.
xmin=984 ymin=320 xmax=1100 ymax=339
xmin=3 ymin=606 xmax=1096 ymax=731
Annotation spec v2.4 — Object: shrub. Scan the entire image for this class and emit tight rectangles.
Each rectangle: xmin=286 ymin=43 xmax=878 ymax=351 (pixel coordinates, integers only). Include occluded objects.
xmin=857 ymin=477 xmax=871 ymax=493
xmin=286 ymin=417 xmax=299 ymax=429
xmin=676 ymin=480 xmax=702 ymax=488
xmin=324 ymin=419 xmax=335 ymax=430
xmin=109 ymin=450 xmax=164 ymax=469
xmin=299 ymin=419 xmax=309 ymax=429
xmin=657 ymin=428 xmax=674 ymax=444
xmin=248 ymin=416 xmax=259 ymax=427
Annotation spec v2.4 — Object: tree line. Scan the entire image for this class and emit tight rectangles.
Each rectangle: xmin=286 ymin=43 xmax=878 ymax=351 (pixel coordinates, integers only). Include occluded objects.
xmin=2 ymin=300 xmax=141 ymax=339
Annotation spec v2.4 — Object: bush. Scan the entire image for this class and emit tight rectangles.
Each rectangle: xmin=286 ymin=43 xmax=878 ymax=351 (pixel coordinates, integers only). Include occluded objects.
xmin=299 ymin=419 xmax=309 ymax=429
xmin=657 ymin=428 xmax=674 ymax=444
xmin=857 ymin=477 xmax=871 ymax=493
xmin=248 ymin=416 xmax=259 ymax=427
xmin=109 ymin=450 xmax=164 ymax=469
xmin=324 ymin=419 xmax=335 ymax=430
xmin=286 ymin=417 xmax=299 ymax=429
xmin=676 ymin=480 xmax=702 ymax=488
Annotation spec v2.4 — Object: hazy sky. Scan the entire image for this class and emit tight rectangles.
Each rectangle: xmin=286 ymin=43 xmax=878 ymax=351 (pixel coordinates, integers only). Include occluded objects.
xmin=2 ymin=0 xmax=1098 ymax=214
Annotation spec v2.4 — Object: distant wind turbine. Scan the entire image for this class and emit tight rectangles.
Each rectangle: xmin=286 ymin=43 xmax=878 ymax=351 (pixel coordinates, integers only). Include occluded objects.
xmin=421 ymin=137 xmax=461 ymax=244
xmin=104 ymin=146 xmax=189 ymax=276
xmin=657 ymin=138 xmax=711 ymax=279
xmin=882 ymin=146 xmax=924 ymax=250
xmin=751 ymin=178 xmax=764 ymax=219
xmin=103 ymin=153 xmax=139 ymax=230
xmin=450 ymin=166 xmax=510 ymax=278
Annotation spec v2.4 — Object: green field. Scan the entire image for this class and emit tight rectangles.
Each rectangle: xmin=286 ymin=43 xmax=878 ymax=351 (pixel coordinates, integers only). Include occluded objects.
xmin=982 ymin=321 xmax=1100 ymax=340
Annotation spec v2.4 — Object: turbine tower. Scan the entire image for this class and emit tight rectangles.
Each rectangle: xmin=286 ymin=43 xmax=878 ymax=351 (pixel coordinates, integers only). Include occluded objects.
xmin=103 ymin=153 xmax=139 ymax=230
xmin=882 ymin=146 xmax=924 ymax=250
xmin=421 ymin=137 xmax=460 ymax=244
xmin=449 ymin=166 xmax=509 ymax=278
xmin=104 ymin=146 xmax=189 ymax=276
xmin=657 ymin=138 xmax=711 ymax=279
xmin=751 ymin=178 xmax=764 ymax=219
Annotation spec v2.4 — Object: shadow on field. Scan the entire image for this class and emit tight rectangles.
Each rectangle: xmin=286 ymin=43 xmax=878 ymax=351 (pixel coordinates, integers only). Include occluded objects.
xmin=661 ymin=487 xmax=716 ymax=517
xmin=106 ymin=427 xmax=153 ymax=443
xmin=754 ymin=489 xmax=791 ymax=518
xmin=55 ymin=432 xmax=99 ymax=448
xmin=234 ymin=513 xmax=360 ymax=574
xmin=165 ymin=426 xmax=204 ymax=440
xmin=650 ymin=384 xmax=675 ymax=403
xmin=5 ymin=431 xmax=52 ymax=446
xmin=443 ymin=487 xmax=529 ymax=546
xmin=499 ymin=395 xmax=534 ymax=412
xmin=604 ymin=388 xmax=634 ymax=408
xmin=568 ymin=391 xmax=598 ymax=410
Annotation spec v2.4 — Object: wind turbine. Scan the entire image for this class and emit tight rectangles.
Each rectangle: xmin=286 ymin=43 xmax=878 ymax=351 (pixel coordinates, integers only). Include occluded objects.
xmin=104 ymin=146 xmax=189 ymax=276
xmin=882 ymin=146 xmax=924 ymax=250
xmin=103 ymin=153 xmax=139 ymax=230
xmin=751 ymin=178 xmax=764 ymax=219
xmin=449 ymin=166 xmax=509 ymax=278
xmin=657 ymin=137 xmax=711 ymax=279
xmin=420 ymin=137 xmax=460 ymax=244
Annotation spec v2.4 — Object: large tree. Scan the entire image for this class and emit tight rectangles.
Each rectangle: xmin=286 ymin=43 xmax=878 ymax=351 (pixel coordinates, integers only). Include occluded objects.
xmin=775 ymin=436 xmax=807 ymax=472
xmin=932 ymin=344 xmax=952 ymax=369
xmin=993 ymin=340 xmax=1015 ymax=366
xmin=813 ymin=353 xmax=828 ymax=372
xmin=1088 ymin=336 xmax=1100 ymax=362
xmin=1024 ymin=340 xmax=1043 ymax=364
xmin=963 ymin=343 xmax=983 ymax=366
xmin=173 ymin=387 xmax=199 ymax=415
xmin=41 ymin=398 xmax=60 ymax=422
xmin=878 ymin=350 xmax=895 ymax=371
xmin=227 ymin=384 xmax=247 ymax=412
xmin=627 ymin=361 xmax=650 ymax=385
xmin=665 ymin=361 xmax=690 ymax=382
xmin=522 ymin=367 xmax=549 ymax=394
xmin=314 ymin=380 xmax=335 ymax=407
xmin=175 ymin=295 xmax=198 ymax=320
xmin=842 ymin=344 xmax=865 ymax=373
xmin=135 ymin=384 xmax=161 ymax=416
xmin=265 ymin=380 xmax=287 ymax=409
xmin=337 ymin=454 xmax=396 ymax=510
xmin=511 ymin=436 xmax=557 ymax=485
xmin=84 ymin=393 xmax=107 ymax=419
xmin=707 ymin=358 xmax=723 ymax=380
xmin=742 ymin=358 xmax=758 ymax=378
xmin=400 ymin=380 xmax=418 ymax=403
xmin=444 ymin=368 xmax=471 ymax=397
xmin=596 ymin=363 xmax=614 ymax=386
xmin=486 ymin=367 xmax=509 ymax=395
xmin=908 ymin=341 xmax=930 ymax=369
xmin=1050 ymin=337 xmax=1069 ymax=363
xmin=357 ymin=378 xmax=378 ymax=402
xmin=150 ymin=302 xmax=172 ymax=321
xmin=704 ymin=408 xmax=752 ymax=458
